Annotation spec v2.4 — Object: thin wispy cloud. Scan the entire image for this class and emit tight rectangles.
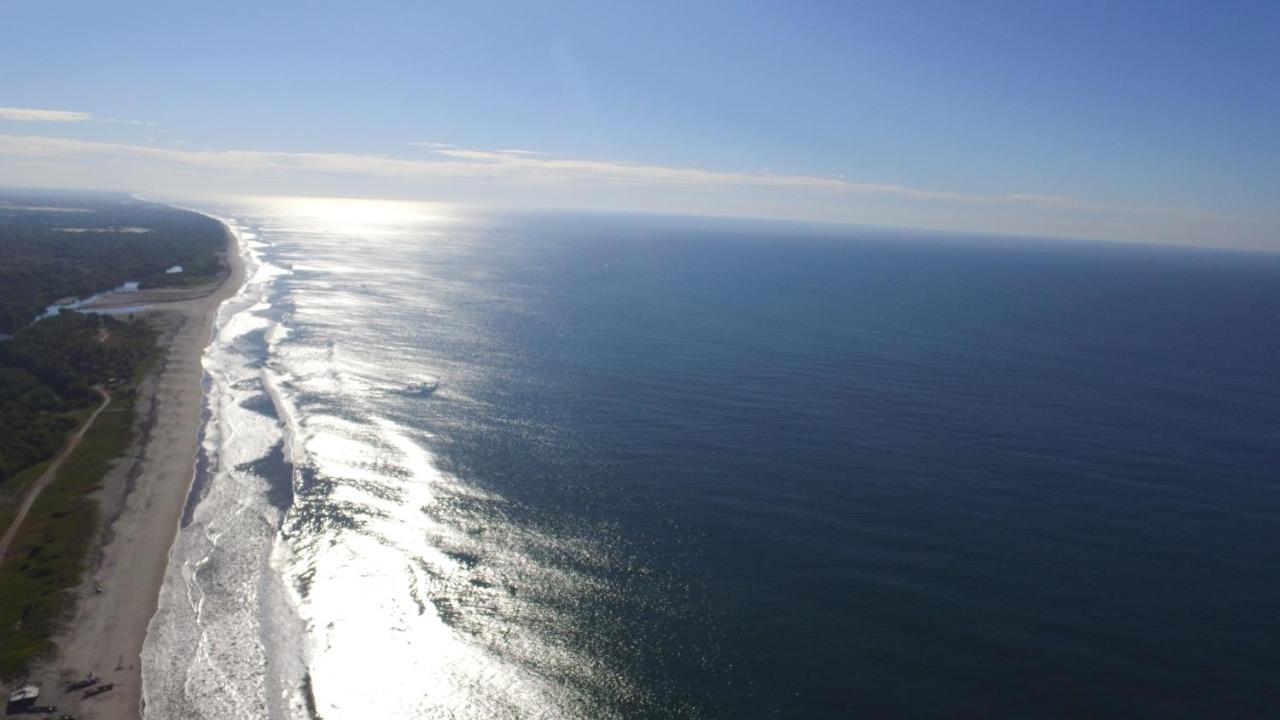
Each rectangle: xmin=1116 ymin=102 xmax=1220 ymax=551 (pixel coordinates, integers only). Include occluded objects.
xmin=0 ymin=132 xmax=1266 ymax=247
xmin=2 ymin=132 xmax=1078 ymax=207
xmin=0 ymin=107 xmax=147 ymax=126
xmin=0 ymin=106 xmax=93 ymax=123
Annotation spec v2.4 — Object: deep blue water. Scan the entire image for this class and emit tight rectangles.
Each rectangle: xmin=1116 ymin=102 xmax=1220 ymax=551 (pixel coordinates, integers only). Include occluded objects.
xmin=152 ymin=203 xmax=1280 ymax=718
xmin=422 ymin=218 xmax=1280 ymax=717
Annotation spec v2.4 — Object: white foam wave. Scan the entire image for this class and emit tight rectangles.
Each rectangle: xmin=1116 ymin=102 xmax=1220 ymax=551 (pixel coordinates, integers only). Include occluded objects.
xmin=142 ymin=217 xmax=307 ymax=719
xmin=146 ymin=206 xmax=629 ymax=719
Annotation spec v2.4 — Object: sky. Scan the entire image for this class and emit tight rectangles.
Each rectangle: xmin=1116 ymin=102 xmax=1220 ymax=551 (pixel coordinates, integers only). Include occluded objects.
xmin=1 ymin=0 xmax=1277 ymax=248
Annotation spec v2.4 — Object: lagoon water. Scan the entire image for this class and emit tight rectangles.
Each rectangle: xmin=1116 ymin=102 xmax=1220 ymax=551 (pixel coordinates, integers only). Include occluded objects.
xmin=143 ymin=199 xmax=1280 ymax=718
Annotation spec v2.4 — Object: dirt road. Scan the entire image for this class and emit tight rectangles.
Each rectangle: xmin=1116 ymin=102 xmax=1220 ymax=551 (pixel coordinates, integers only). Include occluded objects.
xmin=0 ymin=385 xmax=112 ymax=564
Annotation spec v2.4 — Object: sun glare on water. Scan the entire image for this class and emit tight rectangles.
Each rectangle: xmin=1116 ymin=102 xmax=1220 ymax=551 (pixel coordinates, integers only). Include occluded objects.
xmin=231 ymin=195 xmax=461 ymax=236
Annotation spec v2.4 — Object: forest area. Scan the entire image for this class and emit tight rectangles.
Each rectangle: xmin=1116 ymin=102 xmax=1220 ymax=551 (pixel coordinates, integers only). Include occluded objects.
xmin=0 ymin=312 xmax=154 ymax=482
xmin=0 ymin=189 xmax=226 ymax=333
xmin=0 ymin=189 xmax=220 ymax=484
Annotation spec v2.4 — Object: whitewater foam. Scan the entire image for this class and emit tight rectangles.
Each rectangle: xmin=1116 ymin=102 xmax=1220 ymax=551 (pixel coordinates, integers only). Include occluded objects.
xmin=144 ymin=203 xmax=640 ymax=719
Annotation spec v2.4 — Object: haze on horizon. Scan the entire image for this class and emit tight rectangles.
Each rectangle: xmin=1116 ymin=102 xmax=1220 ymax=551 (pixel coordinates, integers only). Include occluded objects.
xmin=1 ymin=0 xmax=1277 ymax=249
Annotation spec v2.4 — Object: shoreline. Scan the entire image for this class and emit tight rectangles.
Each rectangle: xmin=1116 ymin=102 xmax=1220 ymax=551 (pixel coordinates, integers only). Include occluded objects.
xmin=24 ymin=216 xmax=245 ymax=719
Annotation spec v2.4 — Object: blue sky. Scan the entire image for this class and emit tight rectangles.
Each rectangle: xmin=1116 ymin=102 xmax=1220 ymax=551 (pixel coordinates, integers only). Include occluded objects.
xmin=1 ymin=0 xmax=1277 ymax=247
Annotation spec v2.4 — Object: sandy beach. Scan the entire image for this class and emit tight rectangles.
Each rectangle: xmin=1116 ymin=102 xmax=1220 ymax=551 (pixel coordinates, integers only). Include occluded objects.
xmin=20 ymin=222 xmax=244 ymax=719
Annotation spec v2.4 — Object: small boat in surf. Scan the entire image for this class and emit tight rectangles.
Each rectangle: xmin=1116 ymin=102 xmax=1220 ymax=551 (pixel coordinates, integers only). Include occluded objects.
xmin=405 ymin=380 xmax=440 ymax=396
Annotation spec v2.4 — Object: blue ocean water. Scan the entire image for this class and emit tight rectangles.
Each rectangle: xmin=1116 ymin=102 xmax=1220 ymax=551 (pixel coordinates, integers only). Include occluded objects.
xmin=145 ymin=200 xmax=1280 ymax=718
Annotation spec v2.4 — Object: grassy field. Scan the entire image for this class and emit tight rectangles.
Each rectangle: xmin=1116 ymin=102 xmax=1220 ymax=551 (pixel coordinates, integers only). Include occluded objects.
xmin=0 ymin=461 xmax=53 ymax=542
xmin=0 ymin=399 xmax=101 ymax=525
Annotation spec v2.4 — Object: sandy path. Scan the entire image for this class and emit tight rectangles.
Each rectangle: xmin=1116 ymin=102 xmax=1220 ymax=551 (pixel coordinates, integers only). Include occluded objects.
xmin=0 ymin=386 xmax=111 ymax=563
xmin=14 ymin=225 xmax=244 ymax=719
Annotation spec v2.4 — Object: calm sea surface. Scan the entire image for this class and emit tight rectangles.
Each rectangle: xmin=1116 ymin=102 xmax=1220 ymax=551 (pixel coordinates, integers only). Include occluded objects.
xmin=144 ymin=199 xmax=1280 ymax=718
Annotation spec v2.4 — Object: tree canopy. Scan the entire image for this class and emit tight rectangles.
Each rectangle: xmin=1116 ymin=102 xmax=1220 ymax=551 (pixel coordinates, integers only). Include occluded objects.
xmin=0 ymin=189 xmax=226 ymax=333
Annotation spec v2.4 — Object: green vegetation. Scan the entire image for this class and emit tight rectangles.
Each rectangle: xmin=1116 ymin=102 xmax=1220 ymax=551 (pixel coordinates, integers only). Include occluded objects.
xmin=0 ymin=461 xmax=54 ymax=550
xmin=0 ymin=189 xmax=226 ymax=333
xmin=0 ymin=388 xmax=137 ymax=677
xmin=0 ymin=312 xmax=156 ymax=677
xmin=0 ymin=312 xmax=153 ymax=485
xmin=0 ymin=369 xmax=74 ymax=480
xmin=0 ymin=189 xmax=213 ymax=677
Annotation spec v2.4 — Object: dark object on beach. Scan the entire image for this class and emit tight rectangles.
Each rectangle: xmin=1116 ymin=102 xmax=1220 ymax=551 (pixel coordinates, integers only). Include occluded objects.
xmin=64 ymin=674 xmax=97 ymax=692
xmin=24 ymin=706 xmax=57 ymax=715
xmin=81 ymin=684 xmax=113 ymax=699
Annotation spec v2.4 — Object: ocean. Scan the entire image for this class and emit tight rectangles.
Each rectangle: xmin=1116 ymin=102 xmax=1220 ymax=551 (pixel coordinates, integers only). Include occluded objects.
xmin=143 ymin=198 xmax=1280 ymax=718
